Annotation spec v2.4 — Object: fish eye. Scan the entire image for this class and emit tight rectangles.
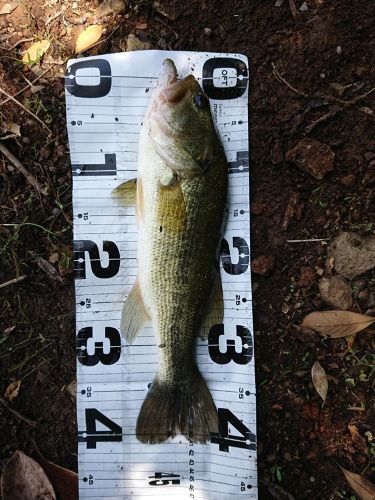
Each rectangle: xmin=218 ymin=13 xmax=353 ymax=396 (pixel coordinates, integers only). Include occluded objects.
xmin=193 ymin=94 xmax=208 ymax=108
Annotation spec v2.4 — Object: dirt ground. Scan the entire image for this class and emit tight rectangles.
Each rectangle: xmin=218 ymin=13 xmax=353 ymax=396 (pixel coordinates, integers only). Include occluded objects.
xmin=0 ymin=0 xmax=374 ymax=498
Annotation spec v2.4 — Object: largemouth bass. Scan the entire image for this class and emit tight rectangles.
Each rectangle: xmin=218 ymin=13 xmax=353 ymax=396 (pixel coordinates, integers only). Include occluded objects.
xmin=115 ymin=59 xmax=228 ymax=443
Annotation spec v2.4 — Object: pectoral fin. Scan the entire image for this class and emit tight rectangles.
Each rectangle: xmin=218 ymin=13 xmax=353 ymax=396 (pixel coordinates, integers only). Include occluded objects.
xmin=158 ymin=180 xmax=186 ymax=233
xmin=200 ymin=269 xmax=224 ymax=339
xmin=121 ymin=278 xmax=150 ymax=343
xmin=112 ymin=179 xmax=137 ymax=207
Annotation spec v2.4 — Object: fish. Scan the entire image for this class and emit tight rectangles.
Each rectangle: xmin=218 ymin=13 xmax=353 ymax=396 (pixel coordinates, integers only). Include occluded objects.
xmin=114 ymin=59 xmax=228 ymax=443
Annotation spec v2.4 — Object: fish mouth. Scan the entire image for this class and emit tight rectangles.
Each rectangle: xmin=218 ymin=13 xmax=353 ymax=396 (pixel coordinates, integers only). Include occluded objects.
xmin=160 ymin=75 xmax=195 ymax=105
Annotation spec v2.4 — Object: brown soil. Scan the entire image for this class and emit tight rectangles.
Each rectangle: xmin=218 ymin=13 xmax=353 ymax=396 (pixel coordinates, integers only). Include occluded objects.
xmin=0 ymin=0 xmax=374 ymax=498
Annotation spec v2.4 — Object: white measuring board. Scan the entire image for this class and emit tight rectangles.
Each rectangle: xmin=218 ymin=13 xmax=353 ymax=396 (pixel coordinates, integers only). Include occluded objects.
xmin=65 ymin=50 xmax=256 ymax=500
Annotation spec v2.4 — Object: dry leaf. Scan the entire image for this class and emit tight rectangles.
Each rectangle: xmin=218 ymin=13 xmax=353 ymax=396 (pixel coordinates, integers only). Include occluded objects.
xmin=1 ymin=450 xmax=56 ymax=500
xmin=0 ymin=3 xmax=16 ymax=15
xmin=65 ymin=380 xmax=77 ymax=402
xmin=22 ymin=40 xmax=50 ymax=65
xmin=311 ymin=361 xmax=328 ymax=402
xmin=48 ymin=252 xmax=59 ymax=264
xmin=34 ymin=447 xmax=78 ymax=500
xmin=75 ymin=25 xmax=102 ymax=53
xmin=340 ymin=466 xmax=375 ymax=500
xmin=1 ymin=121 xmax=21 ymax=136
xmin=348 ymin=424 xmax=367 ymax=452
xmin=301 ymin=311 xmax=375 ymax=338
xmin=4 ymin=380 xmax=21 ymax=401
xmin=30 ymin=85 xmax=45 ymax=94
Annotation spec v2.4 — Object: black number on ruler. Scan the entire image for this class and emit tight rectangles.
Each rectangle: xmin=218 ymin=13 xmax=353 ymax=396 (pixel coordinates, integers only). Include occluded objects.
xmin=211 ymin=408 xmax=256 ymax=452
xmin=72 ymin=153 xmax=116 ymax=176
xmin=208 ymin=324 xmax=253 ymax=365
xmin=65 ymin=59 xmax=111 ymax=98
xmin=221 ymin=237 xmax=250 ymax=275
xmin=74 ymin=240 xmax=120 ymax=279
xmin=202 ymin=57 xmax=248 ymax=100
xmin=78 ymin=409 xmax=122 ymax=449
xmin=148 ymin=473 xmax=181 ymax=486
xmin=228 ymin=150 xmax=249 ymax=174
xmin=76 ymin=327 xmax=121 ymax=366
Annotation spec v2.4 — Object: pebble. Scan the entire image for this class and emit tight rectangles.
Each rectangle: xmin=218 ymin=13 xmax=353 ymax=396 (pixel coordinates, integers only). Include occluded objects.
xmin=336 ymin=45 xmax=342 ymax=55
xmin=319 ymin=275 xmax=353 ymax=310
xmin=300 ymin=2 xmax=308 ymax=11
xmin=339 ymin=174 xmax=356 ymax=187
xmin=275 ymin=0 xmax=284 ymax=6
xmin=286 ymin=138 xmax=334 ymax=180
xmin=328 ymin=232 xmax=375 ymax=279
xmin=298 ymin=267 xmax=316 ymax=287
xmin=251 ymin=255 xmax=275 ymax=276
xmin=204 ymin=27 xmax=212 ymax=36
xmin=126 ymin=34 xmax=152 ymax=51
xmin=250 ymin=201 xmax=268 ymax=215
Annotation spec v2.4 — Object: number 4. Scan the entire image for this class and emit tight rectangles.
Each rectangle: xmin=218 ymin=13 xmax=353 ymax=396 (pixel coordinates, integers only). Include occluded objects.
xmin=211 ymin=409 xmax=256 ymax=452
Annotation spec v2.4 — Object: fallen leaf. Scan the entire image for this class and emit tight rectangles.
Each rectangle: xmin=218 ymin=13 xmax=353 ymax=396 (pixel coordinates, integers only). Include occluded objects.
xmin=57 ymin=246 xmax=73 ymax=276
xmin=34 ymin=447 xmax=78 ymax=500
xmin=0 ymin=3 xmax=16 ymax=15
xmin=30 ymin=85 xmax=45 ymax=94
xmin=1 ymin=450 xmax=56 ymax=500
xmin=4 ymin=325 xmax=15 ymax=335
xmin=340 ymin=466 xmax=375 ymax=500
xmin=311 ymin=361 xmax=328 ymax=402
xmin=348 ymin=424 xmax=367 ymax=452
xmin=301 ymin=311 xmax=375 ymax=338
xmin=33 ymin=255 xmax=63 ymax=283
xmin=22 ymin=40 xmax=50 ymax=65
xmin=75 ymin=25 xmax=102 ymax=54
xmin=4 ymin=380 xmax=21 ymax=401
xmin=1 ymin=121 xmax=21 ymax=136
xmin=65 ymin=380 xmax=77 ymax=402
xmin=48 ymin=252 xmax=59 ymax=264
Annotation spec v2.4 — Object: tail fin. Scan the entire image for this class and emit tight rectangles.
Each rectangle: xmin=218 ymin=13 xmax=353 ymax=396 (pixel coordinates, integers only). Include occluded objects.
xmin=136 ymin=371 xmax=218 ymax=444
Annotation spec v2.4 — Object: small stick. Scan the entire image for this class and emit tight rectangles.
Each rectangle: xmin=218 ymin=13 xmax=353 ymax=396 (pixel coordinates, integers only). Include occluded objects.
xmin=0 ymin=143 xmax=42 ymax=195
xmin=272 ymin=63 xmax=308 ymax=97
xmin=288 ymin=0 xmax=298 ymax=19
xmin=0 ymin=66 xmax=53 ymax=105
xmin=287 ymin=238 xmax=329 ymax=243
xmin=9 ymin=37 xmax=34 ymax=51
xmin=0 ymin=275 xmax=26 ymax=289
xmin=0 ymin=86 xmax=51 ymax=133
xmin=305 ymin=86 xmax=375 ymax=133
xmin=0 ymin=396 xmax=37 ymax=426
xmin=45 ymin=7 xmax=66 ymax=25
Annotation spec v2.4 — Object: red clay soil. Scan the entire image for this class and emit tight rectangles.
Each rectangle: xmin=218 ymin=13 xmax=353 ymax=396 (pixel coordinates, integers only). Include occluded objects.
xmin=0 ymin=1 xmax=374 ymax=498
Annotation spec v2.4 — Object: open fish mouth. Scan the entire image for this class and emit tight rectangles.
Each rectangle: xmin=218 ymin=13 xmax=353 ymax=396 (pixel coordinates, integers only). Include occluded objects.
xmin=156 ymin=59 xmax=196 ymax=105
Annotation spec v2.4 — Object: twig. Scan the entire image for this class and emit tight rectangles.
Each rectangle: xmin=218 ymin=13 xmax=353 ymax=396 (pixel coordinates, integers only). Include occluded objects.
xmin=0 ymin=396 xmax=37 ymax=426
xmin=0 ymin=86 xmax=51 ymax=133
xmin=0 ymin=143 xmax=42 ymax=195
xmin=45 ymin=7 xmax=66 ymax=26
xmin=272 ymin=62 xmax=308 ymax=98
xmin=287 ymin=238 xmax=329 ymax=243
xmin=305 ymin=87 xmax=375 ymax=133
xmin=288 ymin=0 xmax=298 ymax=19
xmin=2 ymin=68 xmax=52 ymax=104
xmin=9 ymin=37 xmax=34 ymax=51
xmin=0 ymin=275 xmax=26 ymax=289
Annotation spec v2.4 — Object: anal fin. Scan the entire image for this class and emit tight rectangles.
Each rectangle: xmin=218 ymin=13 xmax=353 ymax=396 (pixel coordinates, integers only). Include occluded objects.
xmin=121 ymin=278 xmax=150 ymax=343
xmin=200 ymin=269 xmax=224 ymax=340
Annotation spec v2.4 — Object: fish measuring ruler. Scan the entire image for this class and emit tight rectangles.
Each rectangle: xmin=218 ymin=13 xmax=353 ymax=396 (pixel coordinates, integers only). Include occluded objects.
xmin=65 ymin=50 xmax=257 ymax=500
